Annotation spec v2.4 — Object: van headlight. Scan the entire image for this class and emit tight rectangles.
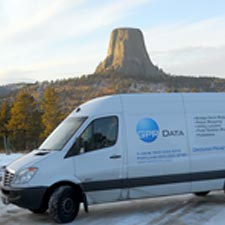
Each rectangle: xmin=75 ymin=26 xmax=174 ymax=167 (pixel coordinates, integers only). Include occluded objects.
xmin=13 ymin=167 xmax=38 ymax=185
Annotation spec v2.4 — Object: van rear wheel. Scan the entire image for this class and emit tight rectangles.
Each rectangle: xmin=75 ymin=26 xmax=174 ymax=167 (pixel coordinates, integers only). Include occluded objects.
xmin=48 ymin=186 xmax=80 ymax=223
xmin=194 ymin=191 xmax=210 ymax=197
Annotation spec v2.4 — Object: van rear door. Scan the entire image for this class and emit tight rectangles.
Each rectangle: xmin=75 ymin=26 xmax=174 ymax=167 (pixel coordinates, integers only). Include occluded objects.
xmin=183 ymin=93 xmax=225 ymax=192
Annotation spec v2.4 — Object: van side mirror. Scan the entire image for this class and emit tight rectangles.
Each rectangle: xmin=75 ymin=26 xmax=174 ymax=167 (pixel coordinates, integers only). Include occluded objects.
xmin=80 ymin=141 xmax=88 ymax=154
xmin=76 ymin=137 xmax=83 ymax=153
xmin=76 ymin=137 xmax=88 ymax=154
xmin=80 ymin=147 xmax=85 ymax=154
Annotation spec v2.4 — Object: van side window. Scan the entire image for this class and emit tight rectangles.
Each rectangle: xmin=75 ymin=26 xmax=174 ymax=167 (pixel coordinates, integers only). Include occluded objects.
xmin=65 ymin=116 xmax=118 ymax=158
xmin=80 ymin=116 xmax=118 ymax=153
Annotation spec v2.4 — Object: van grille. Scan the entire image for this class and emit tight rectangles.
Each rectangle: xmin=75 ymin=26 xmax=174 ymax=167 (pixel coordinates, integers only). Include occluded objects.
xmin=4 ymin=169 xmax=15 ymax=187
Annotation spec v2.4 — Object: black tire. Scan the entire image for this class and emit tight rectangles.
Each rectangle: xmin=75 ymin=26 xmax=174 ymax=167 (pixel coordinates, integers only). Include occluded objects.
xmin=48 ymin=186 xmax=80 ymax=224
xmin=194 ymin=191 xmax=210 ymax=197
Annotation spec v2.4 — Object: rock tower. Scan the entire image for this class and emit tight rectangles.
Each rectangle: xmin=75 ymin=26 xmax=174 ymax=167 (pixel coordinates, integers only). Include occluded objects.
xmin=95 ymin=28 xmax=165 ymax=77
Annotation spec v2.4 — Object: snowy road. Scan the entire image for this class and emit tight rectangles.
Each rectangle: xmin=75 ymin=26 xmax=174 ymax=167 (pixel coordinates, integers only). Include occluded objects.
xmin=1 ymin=191 xmax=225 ymax=225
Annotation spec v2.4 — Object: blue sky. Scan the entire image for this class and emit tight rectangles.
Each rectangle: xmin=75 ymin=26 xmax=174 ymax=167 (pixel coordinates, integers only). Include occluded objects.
xmin=0 ymin=0 xmax=225 ymax=85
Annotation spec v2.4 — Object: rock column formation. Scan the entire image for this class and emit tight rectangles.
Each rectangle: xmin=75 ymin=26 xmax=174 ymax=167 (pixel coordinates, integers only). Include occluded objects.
xmin=95 ymin=28 xmax=164 ymax=77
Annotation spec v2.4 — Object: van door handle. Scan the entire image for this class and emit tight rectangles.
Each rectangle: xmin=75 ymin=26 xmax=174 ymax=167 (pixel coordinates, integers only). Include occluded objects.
xmin=110 ymin=155 xmax=121 ymax=159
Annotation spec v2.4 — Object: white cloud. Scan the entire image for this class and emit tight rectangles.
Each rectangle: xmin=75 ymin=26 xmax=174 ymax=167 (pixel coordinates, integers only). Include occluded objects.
xmin=0 ymin=39 xmax=107 ymax=84
xmin=0 ymin=0 xmax=151 ymax=46
xmin=0 ymin=0 xmax=85 ymax=43
xmin=145 ymin=16 xmax=225 ymax=76
xmin=147 ymin=16 xmax=225 ymax=50
xmin=0 ymin=0 xmax=153 ymax=85
xmin=31 ymin=0 xmax=152 ymax=45
xmin=0 ymin=70 xmax=36 ymax=84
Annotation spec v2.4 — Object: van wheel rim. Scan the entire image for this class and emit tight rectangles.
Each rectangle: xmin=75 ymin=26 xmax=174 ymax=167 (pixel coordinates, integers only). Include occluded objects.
xmin=62 ymin=198 xmax=75 ymax=214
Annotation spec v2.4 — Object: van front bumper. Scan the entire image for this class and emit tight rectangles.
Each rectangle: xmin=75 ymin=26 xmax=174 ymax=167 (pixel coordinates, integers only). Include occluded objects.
xmin=1 ymin=186 xmax=47 ymax=210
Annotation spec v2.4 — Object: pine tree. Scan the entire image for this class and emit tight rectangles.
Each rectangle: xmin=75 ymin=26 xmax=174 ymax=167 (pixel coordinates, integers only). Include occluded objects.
xmin=41 ymin=87 xmax=61 ymax=139
xmin=0 ymin=101 xmax=10 ymax=153
xmin=7 ymin=92 xmax=42 ymax=151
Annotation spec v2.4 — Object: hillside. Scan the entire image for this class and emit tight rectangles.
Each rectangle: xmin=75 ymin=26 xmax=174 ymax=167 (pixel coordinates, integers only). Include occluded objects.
xmin=0 ymin=83 xmax=26 ymax=98
xmin=0 ymin=73 xmax=222 ymax=116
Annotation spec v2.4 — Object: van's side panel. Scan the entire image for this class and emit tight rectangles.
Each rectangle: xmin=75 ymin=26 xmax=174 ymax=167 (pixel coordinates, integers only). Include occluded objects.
xmin=183 ymin=93 xmax=225 ymax=192
xmin=122 ymin=94 xmax=191 ymax=198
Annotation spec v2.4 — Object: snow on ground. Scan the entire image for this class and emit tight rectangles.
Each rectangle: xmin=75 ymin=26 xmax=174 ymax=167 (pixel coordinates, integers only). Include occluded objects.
xmin=1 ymin=154 xmax=225 ymax=225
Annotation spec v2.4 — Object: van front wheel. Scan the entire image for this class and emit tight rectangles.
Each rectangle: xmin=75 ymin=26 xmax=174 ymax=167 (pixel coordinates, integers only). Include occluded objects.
xmin=48 ymin=186 xmax=80 ymax=223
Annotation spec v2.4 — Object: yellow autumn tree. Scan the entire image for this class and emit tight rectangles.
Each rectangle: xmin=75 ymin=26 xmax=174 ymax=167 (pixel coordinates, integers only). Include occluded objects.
xmin=41 ymin=87 xmax=61 ymax=139
xmin=7 ymin=92 xmax=42 ymax=151
xmin=0 ymin=101 xmax=10 ymax=153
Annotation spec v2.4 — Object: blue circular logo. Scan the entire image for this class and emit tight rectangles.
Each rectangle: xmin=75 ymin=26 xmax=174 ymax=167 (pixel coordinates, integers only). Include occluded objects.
xmin=136 ymin=118 xmax=159 ymax=143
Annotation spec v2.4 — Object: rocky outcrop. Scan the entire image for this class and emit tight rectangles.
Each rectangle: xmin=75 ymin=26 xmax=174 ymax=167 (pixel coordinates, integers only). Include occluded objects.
xmin=95 ymin=28 xmax=165 ymax=77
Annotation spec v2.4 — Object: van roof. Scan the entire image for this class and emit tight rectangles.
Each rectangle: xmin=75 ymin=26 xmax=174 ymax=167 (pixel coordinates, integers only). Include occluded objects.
xmin=70 ymin=93 xmax=225 ymax=117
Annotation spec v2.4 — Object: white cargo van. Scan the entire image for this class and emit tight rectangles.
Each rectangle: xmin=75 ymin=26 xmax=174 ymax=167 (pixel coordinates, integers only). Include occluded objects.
xmin=1 ymin=93 xmax=225 ymax=223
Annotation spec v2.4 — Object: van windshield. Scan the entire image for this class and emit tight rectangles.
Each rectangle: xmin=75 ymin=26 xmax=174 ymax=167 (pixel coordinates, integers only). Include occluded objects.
xmin=38 ymin=117 xmax=87 ymax=151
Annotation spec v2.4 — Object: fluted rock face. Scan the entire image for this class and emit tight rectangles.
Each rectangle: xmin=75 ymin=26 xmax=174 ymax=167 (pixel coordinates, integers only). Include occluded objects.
xmin=95 ymin=28 xmax=164 ymax=77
